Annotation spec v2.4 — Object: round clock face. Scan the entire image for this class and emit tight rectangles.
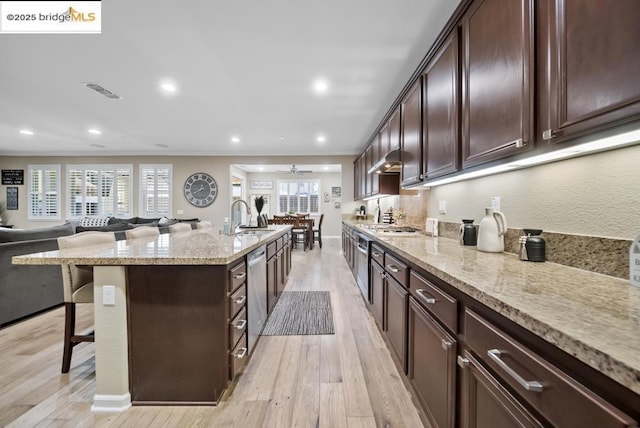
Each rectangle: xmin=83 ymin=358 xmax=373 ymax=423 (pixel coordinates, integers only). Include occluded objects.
xmin=184 ymin=172 xmax=218 ymax=207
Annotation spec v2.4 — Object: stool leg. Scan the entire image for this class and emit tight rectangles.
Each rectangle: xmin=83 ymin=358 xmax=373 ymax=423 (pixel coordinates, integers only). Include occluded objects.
xmin=62 ymin=302 xmax=75 ymax=373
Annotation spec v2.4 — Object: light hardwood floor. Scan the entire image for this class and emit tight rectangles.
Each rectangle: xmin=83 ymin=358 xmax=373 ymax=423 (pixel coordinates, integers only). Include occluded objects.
xmin=1 ymin=238 xmax=428 ymax=427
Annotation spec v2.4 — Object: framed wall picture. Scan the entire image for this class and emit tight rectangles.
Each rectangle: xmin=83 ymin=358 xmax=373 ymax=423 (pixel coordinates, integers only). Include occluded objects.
xmin=331 ymin=186 xmax=342 ymax=198
xmin=6 ymin=186 xmax=18 ymax=210
xmin=250 ymin=180 xmax=273 ymax=190
xmin=2 ymin=169 xmax=24 ymax=185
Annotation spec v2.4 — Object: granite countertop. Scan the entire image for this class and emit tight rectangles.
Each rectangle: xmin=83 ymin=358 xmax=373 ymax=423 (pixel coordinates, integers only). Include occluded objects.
xmin=12 ymin=226 xmax=291 ymax=266
xmin=344 ymin=221 xmax=640 ymax=396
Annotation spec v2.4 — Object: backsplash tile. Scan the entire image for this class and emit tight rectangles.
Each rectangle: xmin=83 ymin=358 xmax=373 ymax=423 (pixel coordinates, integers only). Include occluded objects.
xmin=438 ymin=221 xmax=631 ymax=279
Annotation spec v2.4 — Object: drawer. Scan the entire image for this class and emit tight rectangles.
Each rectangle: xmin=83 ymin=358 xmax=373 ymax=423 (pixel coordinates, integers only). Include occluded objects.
xmin=410 ymin=271 xmax=457 ymax=333
xmin=465 ymin=309 xmax=636 ymax=428
xmin=229 ymin=333 xmax=248 ymax=380
xmin=228 ymin=260 xmax=246 ymax=292
xmin=371 ymin=244 xmax=385 ymax=266
xmin=267 ymin=241 xmax=277 ymax=259
xmin=229 ymin=307 xmax=247 ymax=349
xmin=384 ymin=253 xmax=409 ymax=287
xmin=229 ymin=284 xmax=246 ymax=319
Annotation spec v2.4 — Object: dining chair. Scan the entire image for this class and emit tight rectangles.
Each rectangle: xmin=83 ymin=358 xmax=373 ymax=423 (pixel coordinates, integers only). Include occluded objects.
xmin=291 ymin=217 xmax=309 ymax=250
xmin=312 ymin=213 xmax=325 ymax=248
xmin=125 ymin=225 xmax=160 ymax=240
xmin=168 ymin=222 xmax=193 ymax=233
xmin=57 ymin=231 xmax=116 ymax=373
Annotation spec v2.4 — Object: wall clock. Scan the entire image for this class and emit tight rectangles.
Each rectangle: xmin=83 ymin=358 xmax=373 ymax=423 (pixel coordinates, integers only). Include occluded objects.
xmin=184 ymin=172 xmax=218 ymax=207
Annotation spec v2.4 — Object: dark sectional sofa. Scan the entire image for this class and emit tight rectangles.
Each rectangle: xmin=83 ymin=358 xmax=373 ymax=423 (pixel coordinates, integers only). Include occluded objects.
xmin=0 ymin=217 xmax=200 ymax=326
xmin=0 ymin=223 xmax=75 ymax=326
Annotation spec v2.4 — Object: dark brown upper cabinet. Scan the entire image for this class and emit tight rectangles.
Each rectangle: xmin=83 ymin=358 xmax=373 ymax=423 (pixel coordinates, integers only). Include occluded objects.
xmin=424 ymin=29 xmax=460 ymax=179
xmin=538 ymin=0 xmax=640 ymax=145
xmin=461 ymin=0 xmax=534 ymax=168
xmin=401 ymin=78 xmax=423 ymax=187
xmin=379 ymin=122 xmax=390 ymax=157
xmin=389 ymin=106 xmax=402 ymax=153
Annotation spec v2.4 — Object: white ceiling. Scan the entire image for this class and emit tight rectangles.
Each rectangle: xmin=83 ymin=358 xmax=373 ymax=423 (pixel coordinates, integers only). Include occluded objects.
xmin=0 ymin=0 xmax=460 ymax=157
xmin=235 ymin=163 xmax=341 ymax=174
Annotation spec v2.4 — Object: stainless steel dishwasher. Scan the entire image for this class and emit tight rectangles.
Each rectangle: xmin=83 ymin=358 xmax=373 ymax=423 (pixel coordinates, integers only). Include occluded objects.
xmin=247 ymin=245 xmax=267 ymax=354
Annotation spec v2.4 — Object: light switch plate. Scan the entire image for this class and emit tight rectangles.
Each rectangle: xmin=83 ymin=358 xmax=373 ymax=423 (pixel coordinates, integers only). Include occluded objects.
xmin=491 ymin=196 xmax=501 ymax=211
xmin=103 ymin=285 xmax=115 ymax=306
xmin=438 ymin=200 xmax=447 ymax=214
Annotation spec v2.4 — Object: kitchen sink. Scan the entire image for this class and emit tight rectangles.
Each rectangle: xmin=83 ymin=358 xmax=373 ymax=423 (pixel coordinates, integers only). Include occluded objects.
xmin=234 ymin=228 xmax=275 ymax=236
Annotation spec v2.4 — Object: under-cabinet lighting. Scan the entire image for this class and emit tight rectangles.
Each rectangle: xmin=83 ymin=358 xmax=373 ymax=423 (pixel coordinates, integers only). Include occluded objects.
xmin=19 ymin=129 xmax=34 ymax=135
xmin=88 ymin=129 xmax=101 ymax=135
xmin=424 ymin=127 xmax=640 ymax=187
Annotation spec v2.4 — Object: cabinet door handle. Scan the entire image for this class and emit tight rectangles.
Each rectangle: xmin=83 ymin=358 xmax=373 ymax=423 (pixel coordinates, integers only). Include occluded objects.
xmin=234 ymin=272 xmax=247 ymax=280
xmin=386 ymin=265 xmax=400 ymax=273
xmin=457 ymin=356 xmax=469 ymax=368
xmin=542 ymin=129 xmax=556 ymax=140
xmin=232 ymin=319 xmax=247 ymax=330
xmin=233 ymin=347 xmax=248 ymax=359
xmin=416 ymin=289 xmax=436 ymax=304
xmin=441 ymin=339 xmax=453 ymax=350
xmin=487 ymin=349 xmax=544 ymax=392
xmin=234 ymin=295 xmax=247 ymax=305
xmin=372 ymin=251 xmax=382 ymax=257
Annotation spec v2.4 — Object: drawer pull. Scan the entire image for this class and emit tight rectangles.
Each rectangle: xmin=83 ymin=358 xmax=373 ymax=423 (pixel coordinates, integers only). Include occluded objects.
xmin=416 ymin=289 xmax=436 ymax=304
xmin=457 ymin=356 xmax=469 ymax=368
xmin=372 ymin=251 xmax=382 ymax=257
xmin=234 ymin=295 xmax=247 ymax=305
xmin=234 ymin=272 xmax=247 ymax=280
xmin=232 ymin=319 xmax=247 ymax=330
xmin=233 ymin=347 xmax=248 ymax=359
xmin=487 ymin=349 xmax=544 ymax=392
xmin=441 ymin=339 xmax=453 ymax=350
xmin=386 ymin=265 xmax=400 ymax=273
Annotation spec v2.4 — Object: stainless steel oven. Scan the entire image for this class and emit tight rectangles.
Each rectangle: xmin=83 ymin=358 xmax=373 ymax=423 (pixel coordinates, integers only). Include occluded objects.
xmin=356 ymin=232 xmax=372 ymax=303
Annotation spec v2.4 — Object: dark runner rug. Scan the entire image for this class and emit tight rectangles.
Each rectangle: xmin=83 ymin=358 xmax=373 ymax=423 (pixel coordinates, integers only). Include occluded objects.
xmin=262 ymin=291 xmax=335 ymax=335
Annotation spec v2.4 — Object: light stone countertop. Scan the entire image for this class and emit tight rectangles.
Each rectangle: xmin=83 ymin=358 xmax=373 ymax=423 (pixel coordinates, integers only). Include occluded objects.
xmin=345 ymin=221 xmax=640 ymax=396
xmin=12 ymin=226 xmax=291 ymax=266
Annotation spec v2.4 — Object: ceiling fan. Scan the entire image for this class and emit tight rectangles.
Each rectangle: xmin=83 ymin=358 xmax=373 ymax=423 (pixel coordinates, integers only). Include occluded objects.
xmin=276 ymin=164 xmax=313 ymax=175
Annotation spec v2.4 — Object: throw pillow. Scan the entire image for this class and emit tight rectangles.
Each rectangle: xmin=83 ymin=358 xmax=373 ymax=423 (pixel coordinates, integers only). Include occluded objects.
xmin=79 ymin=217 xmax=110 ymax=227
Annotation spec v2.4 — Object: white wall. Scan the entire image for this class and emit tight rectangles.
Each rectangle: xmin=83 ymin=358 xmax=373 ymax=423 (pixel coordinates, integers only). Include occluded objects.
xmin=427 ymin=144 xmax=640 ymax=240
xmin=0 ymin=155 xmax=356 ymax=236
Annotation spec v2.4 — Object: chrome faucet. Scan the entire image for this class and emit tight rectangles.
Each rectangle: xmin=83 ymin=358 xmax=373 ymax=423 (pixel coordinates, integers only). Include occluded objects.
xmin=231 ymin=199 xmax=251 ymax=232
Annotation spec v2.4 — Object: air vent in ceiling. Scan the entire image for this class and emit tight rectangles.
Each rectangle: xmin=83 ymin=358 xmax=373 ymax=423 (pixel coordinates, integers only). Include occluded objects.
xmin=82 ymin=82 xmax=123 ymax=100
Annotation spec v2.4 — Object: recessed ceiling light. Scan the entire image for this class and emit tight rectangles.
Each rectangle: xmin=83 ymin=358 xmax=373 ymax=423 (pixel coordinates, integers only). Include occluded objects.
xmin=316 ymin=135 xmax=326 ymax=143
xmin=231 ymin=136 xmax=240 ymax=143
xmin=88 ymin=129 xmax=101 ymax=135
xmin=258 ymin=166 xmax=265 ymax=171
xmin=161 ymin=83 xmax=177 ymax=92
xmin=19 ymin=129 xmax=34 ymax=135
xmin=323 ymin=166 xmax=329 ymax=171
xmin=280 ymin=136 xmax=285 ymax=141
xmin=313 ymin=78 xmax=329 ymax=94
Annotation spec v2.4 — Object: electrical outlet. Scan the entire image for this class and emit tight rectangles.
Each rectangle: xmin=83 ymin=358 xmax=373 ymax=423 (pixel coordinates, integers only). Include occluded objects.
xmin=103 ymin=285 xmax=115 ymax=306
xmin=438 ymin=200 xmax=447 ymax=214
xmin=491 ymin=196 xmax=501 ymax=211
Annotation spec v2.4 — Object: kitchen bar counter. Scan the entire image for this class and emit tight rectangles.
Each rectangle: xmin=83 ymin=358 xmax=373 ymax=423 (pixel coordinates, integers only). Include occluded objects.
xmin=12 ymin=225 xmax=292 ymax=266
xmin=345 ymin=221 xmax=640 ymax=396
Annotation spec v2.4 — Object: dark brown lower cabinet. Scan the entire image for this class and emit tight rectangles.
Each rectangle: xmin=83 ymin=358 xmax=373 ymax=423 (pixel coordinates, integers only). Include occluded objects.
xmin=370 ymin=259 xmax=386 ymax=329
xmin=385 ymin=276 xmax=408 ymax=373
xmin=266 ymin=252 xmax=277 ymax=313
xmin=459 ymin=350 xmax=544 ymax=428
xmin=408 ymin=297 xmax=456 ymax=428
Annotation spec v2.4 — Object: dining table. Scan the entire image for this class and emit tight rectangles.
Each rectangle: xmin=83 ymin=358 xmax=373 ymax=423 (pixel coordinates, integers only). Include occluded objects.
xmin=268 ymin=216 xmax=315 ymax=249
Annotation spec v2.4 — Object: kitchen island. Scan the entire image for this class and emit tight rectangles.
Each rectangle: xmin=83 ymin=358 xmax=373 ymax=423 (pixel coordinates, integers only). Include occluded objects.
xmin=12 ymin=226 xmax=292 ymax=412
xmin=344 ymin=220 xmax=640 ymax=427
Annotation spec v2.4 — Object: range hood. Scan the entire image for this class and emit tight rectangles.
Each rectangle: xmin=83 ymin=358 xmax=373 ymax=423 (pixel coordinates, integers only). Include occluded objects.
xmin=367 ymin=149 xmax=402 ymax=174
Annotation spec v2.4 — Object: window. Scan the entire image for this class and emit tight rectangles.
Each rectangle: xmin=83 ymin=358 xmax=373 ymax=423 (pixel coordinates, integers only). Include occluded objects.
xmin=67 ymin=165 xmax=132 ymax=218
xmin=28 ymin=164 xmax=61 ymax=220
xmin=277 ymin=179 xmax=320 ymax=214
xmin=140 ymin=164 xmax=172 ymax=217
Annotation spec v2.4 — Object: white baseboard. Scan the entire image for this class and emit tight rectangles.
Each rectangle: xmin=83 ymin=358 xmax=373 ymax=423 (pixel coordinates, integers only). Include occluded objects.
xmin=91 ymin=393 xmax=132 ymax=412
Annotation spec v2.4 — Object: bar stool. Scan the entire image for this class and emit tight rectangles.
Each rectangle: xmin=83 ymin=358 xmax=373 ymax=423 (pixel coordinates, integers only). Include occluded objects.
xmin=57 ymin=231 xmax=116 ymax=373
xmin=168 ymin=223 xmax=193 ymax=233
xmin=125 ymin=225 xmax=160 ymax=240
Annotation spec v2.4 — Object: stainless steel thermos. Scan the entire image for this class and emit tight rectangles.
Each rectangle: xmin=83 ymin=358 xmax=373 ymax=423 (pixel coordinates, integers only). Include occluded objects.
xmin=459 ymin=219 xmax=477 ymax=246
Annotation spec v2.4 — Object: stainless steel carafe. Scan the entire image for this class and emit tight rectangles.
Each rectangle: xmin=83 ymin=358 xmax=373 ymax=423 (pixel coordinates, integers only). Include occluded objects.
xmin=459 ymin=219 xmax=477 ymax=246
